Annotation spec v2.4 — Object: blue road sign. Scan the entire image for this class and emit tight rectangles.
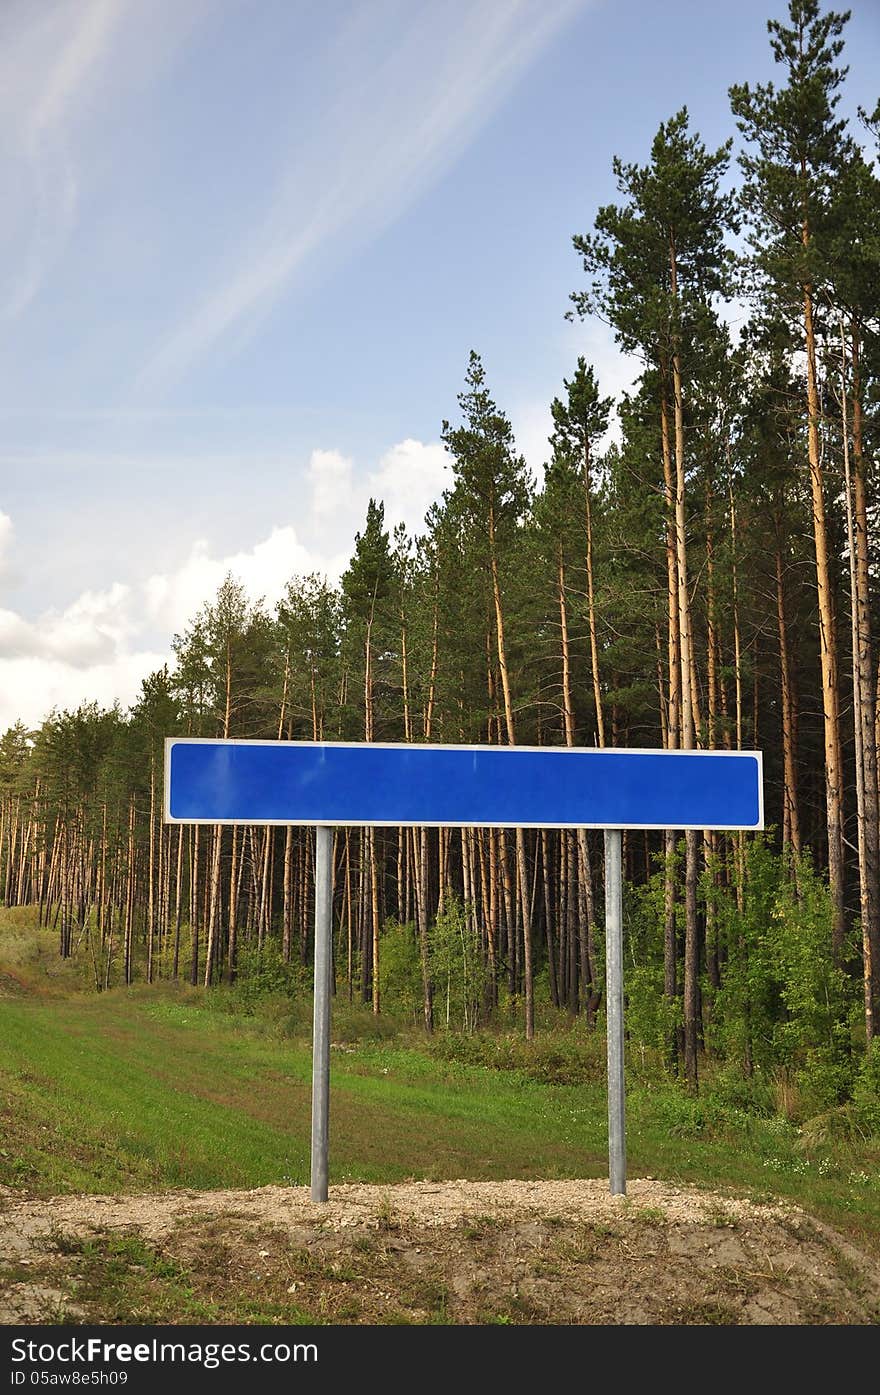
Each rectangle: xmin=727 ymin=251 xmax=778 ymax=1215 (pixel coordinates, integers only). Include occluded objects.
xmin=164 ymin=739 xmax=763 ymax=831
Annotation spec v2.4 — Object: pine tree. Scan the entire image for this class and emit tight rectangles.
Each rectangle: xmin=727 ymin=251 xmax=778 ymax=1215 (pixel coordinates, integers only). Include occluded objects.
xmin=825 ymin=146 xmax=880 ymax=1041
xmin=730 ymin=0 xmax=853 ymax=956
xmin=341 ymin=499 xmax=395 ymax=1011
xmin=550 ymin=358 xmax=613 ymax=747
xmin=571 ymin=108 xmax=737 ymax=1087
xmin=442 ymin=352 xmax=536 ymax=1037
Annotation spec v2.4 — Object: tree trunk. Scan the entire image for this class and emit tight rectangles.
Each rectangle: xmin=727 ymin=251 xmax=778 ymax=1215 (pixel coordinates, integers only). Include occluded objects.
xmin=774 ymin=519 xmax=802 ymax=855
xmin=803 ymin=274 xmax=845 ymax=953
xmin=489 ymin=507 xmax=533 ymax=1039
xmin=189 ymin=825 xmax=200 ymax=986
xmin=842 ymin=323 xmax=879 ymax=1040
xmin=124 ymin=796 xmax=136 ymax=986
xmin=670 ymin=264 xmax=699 ymax=1088
xmin=660 ymin=379 xmax=682 ymax=1070
xmin=147 ymin=754 xmax=156 ymax=984
xmin=583 ymin=444 xmax=605 ymax=746
xmin=173 ymin=822 xmax=183 ymax=979
xmin=227 ymin=825 xmax=239 ymax=981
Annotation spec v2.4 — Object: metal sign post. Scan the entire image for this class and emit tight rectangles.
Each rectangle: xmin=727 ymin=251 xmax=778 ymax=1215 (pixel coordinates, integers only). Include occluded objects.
xmin=165 ymin=738 xmax=763 ymax=1201
xmin=310 ymin=825 xmax=333 ymax=1203
xmin=604 ymin=829 xmax=626 ymax=1195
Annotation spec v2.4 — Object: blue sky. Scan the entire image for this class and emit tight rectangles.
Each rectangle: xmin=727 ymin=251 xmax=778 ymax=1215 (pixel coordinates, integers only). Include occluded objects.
xmin=1 ymin=0 xmax=878 ymax=730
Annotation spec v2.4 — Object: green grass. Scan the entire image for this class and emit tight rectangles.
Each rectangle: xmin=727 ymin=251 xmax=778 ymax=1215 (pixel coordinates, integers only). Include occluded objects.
xmin=1 ymin=918 xmax=879 ymax=1254
xmin=0 ymin=984 xmax=619 ymax=1196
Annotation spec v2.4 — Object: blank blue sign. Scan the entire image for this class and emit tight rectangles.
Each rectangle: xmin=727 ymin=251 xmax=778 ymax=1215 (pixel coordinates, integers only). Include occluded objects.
xmin=165 ymin=740 xmax=763 ymax=831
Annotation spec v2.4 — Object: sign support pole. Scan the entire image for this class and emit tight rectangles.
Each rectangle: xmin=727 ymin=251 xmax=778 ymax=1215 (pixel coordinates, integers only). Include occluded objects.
xmin=604 ymin=828 xmax=626 ymax=1196
xmin=310 ymin=824 xmax=333 ymax=1202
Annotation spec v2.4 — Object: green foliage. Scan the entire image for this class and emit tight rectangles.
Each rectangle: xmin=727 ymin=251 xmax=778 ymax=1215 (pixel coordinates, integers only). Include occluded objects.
xmin=430 ymin=897 xmax=489 ymax=1033
xmin=793 ymin=1052 xmax=854 ymax=1118
xmin=172 ymin=574 xmax=275 ymax=737
xmin=571 ymin=106 xmax=737 ymax=358
xmin=703 ymin=1066 xmax=777 ymax=1120
xmin=441 ymin=353 xmax=532 ymax=537
xmin=277 ymin=573 xmax=342 ymax=739
xmin=341 ymin=499 xmax=395 ymax=622
xmin=730 ymin=0 xmax=853 ymax=309
xmin=710 ymin=841 xmax=851 ymax=1078
xmin=378 ymin=920 xmax=424 ymax=1025
xmin=428 ymin=1025 xmax=607 ymax=1085
xmin=328 ymin=999 xmax=402 ymax=1044
xmin=625 ymin=959 xmax=682 ymax=1060
xmin=620 ymin=869 xmax=680 ymax=1058
xmin=550 ymin=357 xmax=612 ymax=460
xmin=219 ymin=944 xmax=309 ymax=1012
xmin=626 ymin=838 xmax=860 ymax=1107
xmin=852 ymin=1041 xmax=880 ymax=1137
xmin=761 ymin=852 xmax=853 ymax=1080
xmin=702 ymin=837 xmax=787 ymax=1072
xmin=0 ymin=722 xmax=33 ymax=797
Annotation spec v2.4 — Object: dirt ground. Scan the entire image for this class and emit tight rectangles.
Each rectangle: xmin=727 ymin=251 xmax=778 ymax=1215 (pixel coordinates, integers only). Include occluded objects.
xmin=2 ymin=1178 xmax=880 ymax=1326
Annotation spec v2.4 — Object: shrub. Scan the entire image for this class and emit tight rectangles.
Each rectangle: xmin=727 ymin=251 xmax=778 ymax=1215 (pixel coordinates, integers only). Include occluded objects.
xmin=792 ymin=1051 xmax=854 ymax=1118
xmin=852 ymin=1039 xmax=880 ymax=1137
xmin=379 ymin=919 xmax=424 ymax=1024
xmin=705 ymin=1066 xmax=776 ymax=1119
xmin=219 ymin=944 xmax=308 ymax=1011
xmin=430 ymin=896 xmax=489 ymax=1033
xmin=428 ymin=1025 xmax=606 ymax=1084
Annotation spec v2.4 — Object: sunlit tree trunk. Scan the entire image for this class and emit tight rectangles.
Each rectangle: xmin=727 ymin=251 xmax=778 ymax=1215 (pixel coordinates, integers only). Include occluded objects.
xmin=489 ymin=504 xmax=534 ymax=1038
xmin=670 ymin=245 xmax=700 ymax=1091
xmin=660 ymin=379 xmax=682 ymax=1067
xmin=804 ymin=270 xmax=845 ymax=953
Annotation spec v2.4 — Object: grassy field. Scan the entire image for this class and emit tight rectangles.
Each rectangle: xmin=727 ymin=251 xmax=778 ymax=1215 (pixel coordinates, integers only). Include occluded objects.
xmin=2 ymin=913 xmax=879 ymax=1257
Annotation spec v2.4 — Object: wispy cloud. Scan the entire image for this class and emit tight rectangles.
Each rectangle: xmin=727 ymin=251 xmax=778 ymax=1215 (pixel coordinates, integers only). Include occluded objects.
xmin=27 ymin=0 xmax=124 ymax=142
xmin=0 ymin=0 xmax=209 ymax=320
xmin=135 ymin=0 xmax=588 ymax=394
xmin=1 ymin=0 xmax=128 ymax=318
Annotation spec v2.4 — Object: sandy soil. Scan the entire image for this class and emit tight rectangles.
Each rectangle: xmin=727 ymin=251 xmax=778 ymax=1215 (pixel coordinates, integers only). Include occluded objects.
xmin=2 ymin=1177 xmax=880 ymax=1325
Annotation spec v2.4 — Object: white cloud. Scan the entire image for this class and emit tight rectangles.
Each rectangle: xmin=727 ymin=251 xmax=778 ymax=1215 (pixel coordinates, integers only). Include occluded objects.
xmin=0 ymin=577 xmax=154 ymax=728
xmin=144 ymin=527 xmax=319 ymax=638
xmin=368 ymin=439 xmax=450 ymax=537
xmin=0 ymin=582 xmax=133 ymax=670
xmin=510 ymin=402 xmax=554 ymax=480
xmin=0 ymin=525 xmax=318 ymax=729
xmin=308 ymin=449 xmax=354 ymax=519
xmin=0 ymin=609 xmax=42 ymax=660
xmin=0 ymin=651 xmax=169 ymax=732
xmin=0 ymin=435 xmax=451 ymax=731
